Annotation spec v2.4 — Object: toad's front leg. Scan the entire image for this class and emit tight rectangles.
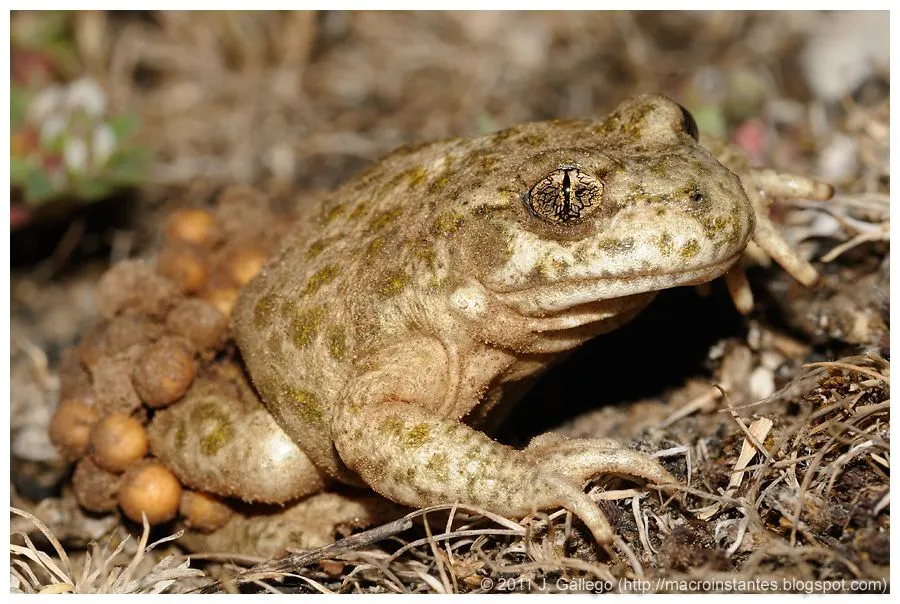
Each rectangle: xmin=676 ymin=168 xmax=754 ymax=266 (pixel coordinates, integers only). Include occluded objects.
xmin=704 ymin=136 xmax=835 ymax=287
xmin=330 ymin=341 xmax=678 ymax=545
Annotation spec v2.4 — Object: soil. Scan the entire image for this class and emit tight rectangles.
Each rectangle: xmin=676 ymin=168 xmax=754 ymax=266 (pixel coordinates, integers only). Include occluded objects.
xmin=10 ymin=11 xmax=889 ymax=594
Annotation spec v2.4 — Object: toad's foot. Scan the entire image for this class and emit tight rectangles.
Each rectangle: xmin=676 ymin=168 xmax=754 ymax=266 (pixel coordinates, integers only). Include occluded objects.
xmin=333 ymin=400 xmax=678 ymax=545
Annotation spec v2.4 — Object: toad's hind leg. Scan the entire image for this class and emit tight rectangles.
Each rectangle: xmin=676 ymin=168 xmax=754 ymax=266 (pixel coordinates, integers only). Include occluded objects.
xmin=148 ymin=377 xmax=327 ymax=504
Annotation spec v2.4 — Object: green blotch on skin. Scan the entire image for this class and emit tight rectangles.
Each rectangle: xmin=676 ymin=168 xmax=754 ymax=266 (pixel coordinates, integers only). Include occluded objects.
xmin=680 ymin=238 xmax=701 ymax=259
xmin=326 ymin=326 xmax=346 ymax=360
xmin=428 ymin=175 xmax=451 ymax=194
xmin=703 ymin=216 xmax=730 ymax=238
xmin=290 ymin=306 xmax=326 ymax=348
xmin=175 ymin=424 xmax=187 ymax=452
xmin=623 ymin=183 xmax=647 ymax=206
xmin=434 ymin=273 xmax=462 ymax=294
xmin=253 ymin=293 xmax=278 ymax=329
xmin=495 ymin=187 xmax=515 ymax=204
xmin=286 ymin=388 xmax=324 ymax=424
xmin=303 ymin=265 xmax=339 ymax=296
xmin=597 ymin=237 xmax=635 ymax=255
xmin=428 ymin=161 xmax=455 ymax=193
xmin=600 ymin=100 xmax=654 ymax=140
xmin=404 ymin=423 xmax=431 ymax=448
xmin=478 ymin=153 xmax=501 ymax=173
xmin=550 ymin=117 xmax=586 ymax=131
xmin=727 ymin=204 xmax=743 ymax=240
xmin=426 ymin=452 xmax=450 ymax=481
xmin=431 ymin=212 xmax=465 ymax=237
xmin=464 ymin=445 xmax=488 ymax=463
xmin=519 ymin=133 xmax=547 ymax=147
xmin=649 ymin=160 xmax=669 ymax=177
xmin=348 ymin=201 xmax=369 ymax=221
xmin=391 ymin=166 xmax=427 ymax=189
xmin=266 ymin=332 xmax=285 ymax=361
xmin=573 ymin=245 xmax=591 ymax=264
xmin=465 ymin=474 xmax=479 ymax=499
xmin=193 ymin=400 xmax=233 ymax=456
xmin=551 ymin=256 xmax=570 ymax=273
xmin=323 ymin=204 xmax=345 ymax=224
xmin=414 ymin=239 xmax=437 ymax=269
xmin=392 ymin=467 xmax=417 ymax=486
xmin=367 ymin=207 xmax=403 ymax=233
xmin=657 ymin=232 xmax=674 ymax=256
xmin=306 ymin=239 xmax=328 ymax=260
xmin=368 ymin=237 xmax=385 ymax=255
xmin=378 ymin=270 xmax=409 ymax=298
xmin=482 ymin=155 xmax=501 ymax=171
xmin=346 ymin=398 xmax=365 ymax=413
xmin=381 ymin=416 xmax=405 ymax=437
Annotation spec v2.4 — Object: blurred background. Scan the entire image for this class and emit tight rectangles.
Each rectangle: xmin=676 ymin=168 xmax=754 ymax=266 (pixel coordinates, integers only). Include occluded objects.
xmin=11 ymin=11 xmax=889 ymax=249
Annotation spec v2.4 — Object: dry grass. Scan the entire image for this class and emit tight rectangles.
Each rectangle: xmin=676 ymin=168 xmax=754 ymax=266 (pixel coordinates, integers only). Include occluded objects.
xmin=10 ymin=507 xmax=204 ymax=594
xmin=13 ymin=354 xmax=883 ymax=593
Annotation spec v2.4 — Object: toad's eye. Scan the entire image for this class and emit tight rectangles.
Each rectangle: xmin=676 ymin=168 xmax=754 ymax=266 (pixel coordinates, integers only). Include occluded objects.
xmin=678 ymin=104 xmax=700 ymax=141
xmin=527 ymin=168 xmax=604 ymax=225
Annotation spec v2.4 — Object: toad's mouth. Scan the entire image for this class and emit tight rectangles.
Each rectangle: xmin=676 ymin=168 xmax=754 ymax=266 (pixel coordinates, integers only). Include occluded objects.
xmin=491 ymin=251 xmax=742 ymax=316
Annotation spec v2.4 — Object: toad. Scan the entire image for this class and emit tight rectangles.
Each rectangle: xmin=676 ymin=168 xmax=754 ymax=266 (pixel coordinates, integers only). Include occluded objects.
xmin=148 ymin=94 xmax=832 ymax=551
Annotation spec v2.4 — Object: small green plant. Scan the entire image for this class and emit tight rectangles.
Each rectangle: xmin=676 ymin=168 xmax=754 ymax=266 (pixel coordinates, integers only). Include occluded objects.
xmin=11 ymin=77 xmax=149 ymax=208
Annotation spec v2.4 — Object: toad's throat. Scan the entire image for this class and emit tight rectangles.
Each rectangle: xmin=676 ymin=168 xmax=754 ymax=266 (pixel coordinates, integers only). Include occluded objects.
xmin=491 ymin=252 xmax=742 ymax=316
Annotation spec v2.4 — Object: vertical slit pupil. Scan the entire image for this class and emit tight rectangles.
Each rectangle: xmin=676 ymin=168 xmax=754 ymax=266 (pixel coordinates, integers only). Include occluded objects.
xmin=560 ymin=169 xmax=574 ymax=219
xmin=562 ymin=170 xmax=572 ymax=203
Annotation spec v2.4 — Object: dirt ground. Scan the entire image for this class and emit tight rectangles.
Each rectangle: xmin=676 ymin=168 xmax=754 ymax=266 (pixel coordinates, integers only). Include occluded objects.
xmin=10 ymin=11 xmax=889 ymax=593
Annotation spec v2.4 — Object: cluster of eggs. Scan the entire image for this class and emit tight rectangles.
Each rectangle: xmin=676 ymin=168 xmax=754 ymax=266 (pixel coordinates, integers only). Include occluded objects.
xmin=48 ymin=186 xmax=292 ymax=532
